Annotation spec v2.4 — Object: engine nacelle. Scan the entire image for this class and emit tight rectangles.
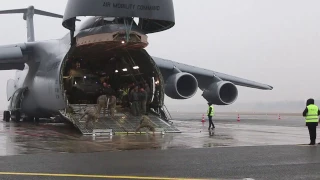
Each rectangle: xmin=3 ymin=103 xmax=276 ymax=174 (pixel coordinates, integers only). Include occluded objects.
xmin=165 ymin=72 xmax=198 ymax=99
xmin=202 ymin=81 xmax=238 ymax=105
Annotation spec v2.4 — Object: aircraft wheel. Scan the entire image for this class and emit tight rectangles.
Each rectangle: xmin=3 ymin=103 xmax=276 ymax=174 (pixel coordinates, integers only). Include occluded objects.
xmin=35 ymin=117 xmax=40 ymax=123
xmin=3 ymin=111 xmax=10 ymax=122
xmin=16 ymin=111 xmax=21 ymax=122
xmin=11 ymin=111 xmax=21 ymax=122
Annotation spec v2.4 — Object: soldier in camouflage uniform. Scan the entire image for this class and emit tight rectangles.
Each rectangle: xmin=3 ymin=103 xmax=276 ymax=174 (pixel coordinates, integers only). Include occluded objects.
xmin=108 ymin=94 xmax=117 ymax=117
xmin=135 ymin=114 xmax=155 ymax=136
xmin=96 ymin=94 xmax=108 ymax=118
xmin=79 ymin=108 xmax=98 ymax=127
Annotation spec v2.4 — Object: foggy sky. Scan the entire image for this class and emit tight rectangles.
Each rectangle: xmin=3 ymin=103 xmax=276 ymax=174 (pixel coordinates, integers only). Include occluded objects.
xmin=0 ymin=0 xmax=319 ymax=110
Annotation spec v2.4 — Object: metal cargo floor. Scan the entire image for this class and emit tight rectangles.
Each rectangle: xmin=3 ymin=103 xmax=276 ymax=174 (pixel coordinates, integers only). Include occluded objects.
xmin=59 ymin=104 xmax=181 ymax=135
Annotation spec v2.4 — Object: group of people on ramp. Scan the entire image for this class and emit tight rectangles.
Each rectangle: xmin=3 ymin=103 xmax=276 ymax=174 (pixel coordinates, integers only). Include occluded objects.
xmin=79 ymin=93 xmax=156 ymax=135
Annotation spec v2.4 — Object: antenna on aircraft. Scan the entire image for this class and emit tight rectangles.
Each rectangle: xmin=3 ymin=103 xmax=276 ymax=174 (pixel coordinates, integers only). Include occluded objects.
xmin=0 ymin=6 xmax=76 ymax=42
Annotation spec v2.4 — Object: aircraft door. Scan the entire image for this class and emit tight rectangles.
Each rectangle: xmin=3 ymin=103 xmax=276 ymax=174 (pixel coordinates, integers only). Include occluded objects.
xmin=8 ymin=88 xmax=28 ymax=111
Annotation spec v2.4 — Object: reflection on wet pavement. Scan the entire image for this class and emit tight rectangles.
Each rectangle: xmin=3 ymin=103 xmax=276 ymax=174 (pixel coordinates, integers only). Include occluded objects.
xmin=0 ymin=114 xmax=310 ymax=156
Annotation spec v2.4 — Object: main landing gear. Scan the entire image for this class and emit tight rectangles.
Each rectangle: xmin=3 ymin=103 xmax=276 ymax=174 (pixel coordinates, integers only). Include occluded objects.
xmin=3 ymin=110 xmax=21 ymax=122
xmin=2 ymin=110 xmax=39 ymax=123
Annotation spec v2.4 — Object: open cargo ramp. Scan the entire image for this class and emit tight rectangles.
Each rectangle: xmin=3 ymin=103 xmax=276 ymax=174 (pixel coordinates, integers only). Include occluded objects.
xmin=59 ymin=104 xmax=180 ymax=135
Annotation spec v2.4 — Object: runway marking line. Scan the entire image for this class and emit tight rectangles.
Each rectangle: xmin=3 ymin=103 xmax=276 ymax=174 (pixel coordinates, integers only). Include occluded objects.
xmin=297 ymin=144 xmax=318 ymax=147
xmin=0 ymin=172 xmax=213 ymax=180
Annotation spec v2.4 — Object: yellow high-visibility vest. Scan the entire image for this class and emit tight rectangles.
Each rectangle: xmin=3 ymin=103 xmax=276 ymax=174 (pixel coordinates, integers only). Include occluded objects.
xmin=306 ymin=104 xmax=319 ymax=123
xmin=207 ymin=105 xmax=214 ymax=116
xmin=123 ymin=88 xmax=129 ymax=96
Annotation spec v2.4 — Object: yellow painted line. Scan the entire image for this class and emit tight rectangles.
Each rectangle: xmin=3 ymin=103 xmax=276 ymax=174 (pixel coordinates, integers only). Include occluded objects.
xmin=297 ymin=144 xmax=316 ymax=146
xmin=0 ymin=172 xmax=213 ymax=180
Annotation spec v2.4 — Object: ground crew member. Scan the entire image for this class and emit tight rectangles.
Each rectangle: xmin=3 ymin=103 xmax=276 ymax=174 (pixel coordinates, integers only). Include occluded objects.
xmin=135 ymin=114 xmax=155 ymax=136
xmin=79 ymin=108 xmax=98 ymax=127
xmin=207 ymin=103 xmax=215 ymax=130
xmin=109 ymin=94 xmax=117 ymax=117
xmin=302 ymin=98 xmax=320 ymax=145
xmin=97 ymin=94 xmax=108 ymax=118
xmin=144 ymin=82 xmax=151 ymax=110
xmin=121 ymin=86 xmax=129 ymax=108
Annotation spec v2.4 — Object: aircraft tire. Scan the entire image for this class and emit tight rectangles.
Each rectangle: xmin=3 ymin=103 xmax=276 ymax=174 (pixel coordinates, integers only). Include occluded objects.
xmin=11 ymin=111 xmax=20 ymax=122
xmin=35 ymin=117 xmax=39 ymax=123
xmin=3 ymin=111 xmax=10 ymax=122
xmin=15 ymin=111 xmax=21 ymax=122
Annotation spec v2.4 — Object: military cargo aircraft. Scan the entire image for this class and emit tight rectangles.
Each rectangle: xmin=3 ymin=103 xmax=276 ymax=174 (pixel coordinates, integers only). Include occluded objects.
xmin=0 ymin=0 xmax=272 ymax=123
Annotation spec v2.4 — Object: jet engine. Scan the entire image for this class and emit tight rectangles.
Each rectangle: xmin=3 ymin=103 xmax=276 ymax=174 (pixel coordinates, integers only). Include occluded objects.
xmin=202 ymin=81 xmax=238 ymax=105
xmin=165 ymin=72 xmax=198 ymax=99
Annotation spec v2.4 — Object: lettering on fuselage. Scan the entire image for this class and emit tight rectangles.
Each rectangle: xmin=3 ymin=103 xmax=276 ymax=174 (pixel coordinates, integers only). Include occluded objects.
xmin=102 ymin=1 xmax=160 ymax=11
xmin=46 ymin=61 xmax=62 ymax=100
xmin=46 ymin=61 xmax=60 ymax=72
xmin=55 ymin=78 xmax=60 ymax=99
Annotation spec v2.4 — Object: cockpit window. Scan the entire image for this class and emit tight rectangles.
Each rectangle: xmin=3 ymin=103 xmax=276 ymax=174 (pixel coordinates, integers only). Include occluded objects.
xmin=79 ymin=17 xmax=116 ymax=31
xmin=103 ymin=17 xmax=115 ymax=22
xmin=94 ymin=17 xmax=115 ymax=27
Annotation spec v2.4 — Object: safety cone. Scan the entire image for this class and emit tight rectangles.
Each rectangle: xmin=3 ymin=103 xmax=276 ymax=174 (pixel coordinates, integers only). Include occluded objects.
xmin=201 ymin=114 xmax=205 ymax=126
xmin=237 ymin=114 xmax=240 ymax=122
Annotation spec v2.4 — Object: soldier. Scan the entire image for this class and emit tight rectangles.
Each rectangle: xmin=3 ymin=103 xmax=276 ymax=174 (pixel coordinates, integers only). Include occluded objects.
xmin=109 ymin=94 xmax=117 ymax=117
xmin=68 ymin=61 xmax=84 ymax=77
xmin=135 ymin=114 xmax=155 ymax=136
xmin=144 ymin=82 xmax=151 ymax=98
xmin=79 ymin=108 xmax=98 ymax=127
xmin=97 ymin=94 xmax=108 ymax=118
xmin=130 ymin=85 xmax=140 ymax=116
xmin=139 ymin=88 xmax=148 ymax=114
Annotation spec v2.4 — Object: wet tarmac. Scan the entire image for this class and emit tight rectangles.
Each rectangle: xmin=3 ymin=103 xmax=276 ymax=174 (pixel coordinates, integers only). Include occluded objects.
xmin=0 ymin=113 xmax=319 ymax=179
xmin=0 ymin=113 xmax=311 ymax=156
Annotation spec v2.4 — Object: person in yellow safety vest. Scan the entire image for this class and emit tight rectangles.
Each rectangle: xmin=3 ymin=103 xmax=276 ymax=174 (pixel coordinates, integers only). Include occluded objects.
xmin=302 ymin=98 xmax=320 ymax=145
xmin=123 ymin=88 xmax=129 ymax=96
xmin=207 ymin=103 xmax=215 ymax=130
xmin=121 ymin=88 xmax=129 ymax=107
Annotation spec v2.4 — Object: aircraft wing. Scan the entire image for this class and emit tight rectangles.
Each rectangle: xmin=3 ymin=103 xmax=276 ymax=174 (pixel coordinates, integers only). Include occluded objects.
xmin=152 ymin=57 xmax=273 ymax=90
xmin=0 ymin=43 xmax=29 ymax=70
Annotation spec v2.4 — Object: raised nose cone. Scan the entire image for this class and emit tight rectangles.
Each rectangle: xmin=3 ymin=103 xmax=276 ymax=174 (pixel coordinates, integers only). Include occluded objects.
xmin=62 ymin=0 xmax=175 ymax=34
xmin=75 ymin=18 xmax=149 ymax=50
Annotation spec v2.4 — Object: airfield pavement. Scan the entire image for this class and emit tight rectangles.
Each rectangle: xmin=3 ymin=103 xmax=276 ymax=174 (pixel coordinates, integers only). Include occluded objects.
xmin=0 ymin=112 xmax=318 ymax=179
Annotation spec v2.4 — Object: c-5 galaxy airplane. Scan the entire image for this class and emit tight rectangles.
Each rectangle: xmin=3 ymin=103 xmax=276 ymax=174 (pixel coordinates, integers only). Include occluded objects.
xmin=0 ymin=0 xmax=272 ymax=128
